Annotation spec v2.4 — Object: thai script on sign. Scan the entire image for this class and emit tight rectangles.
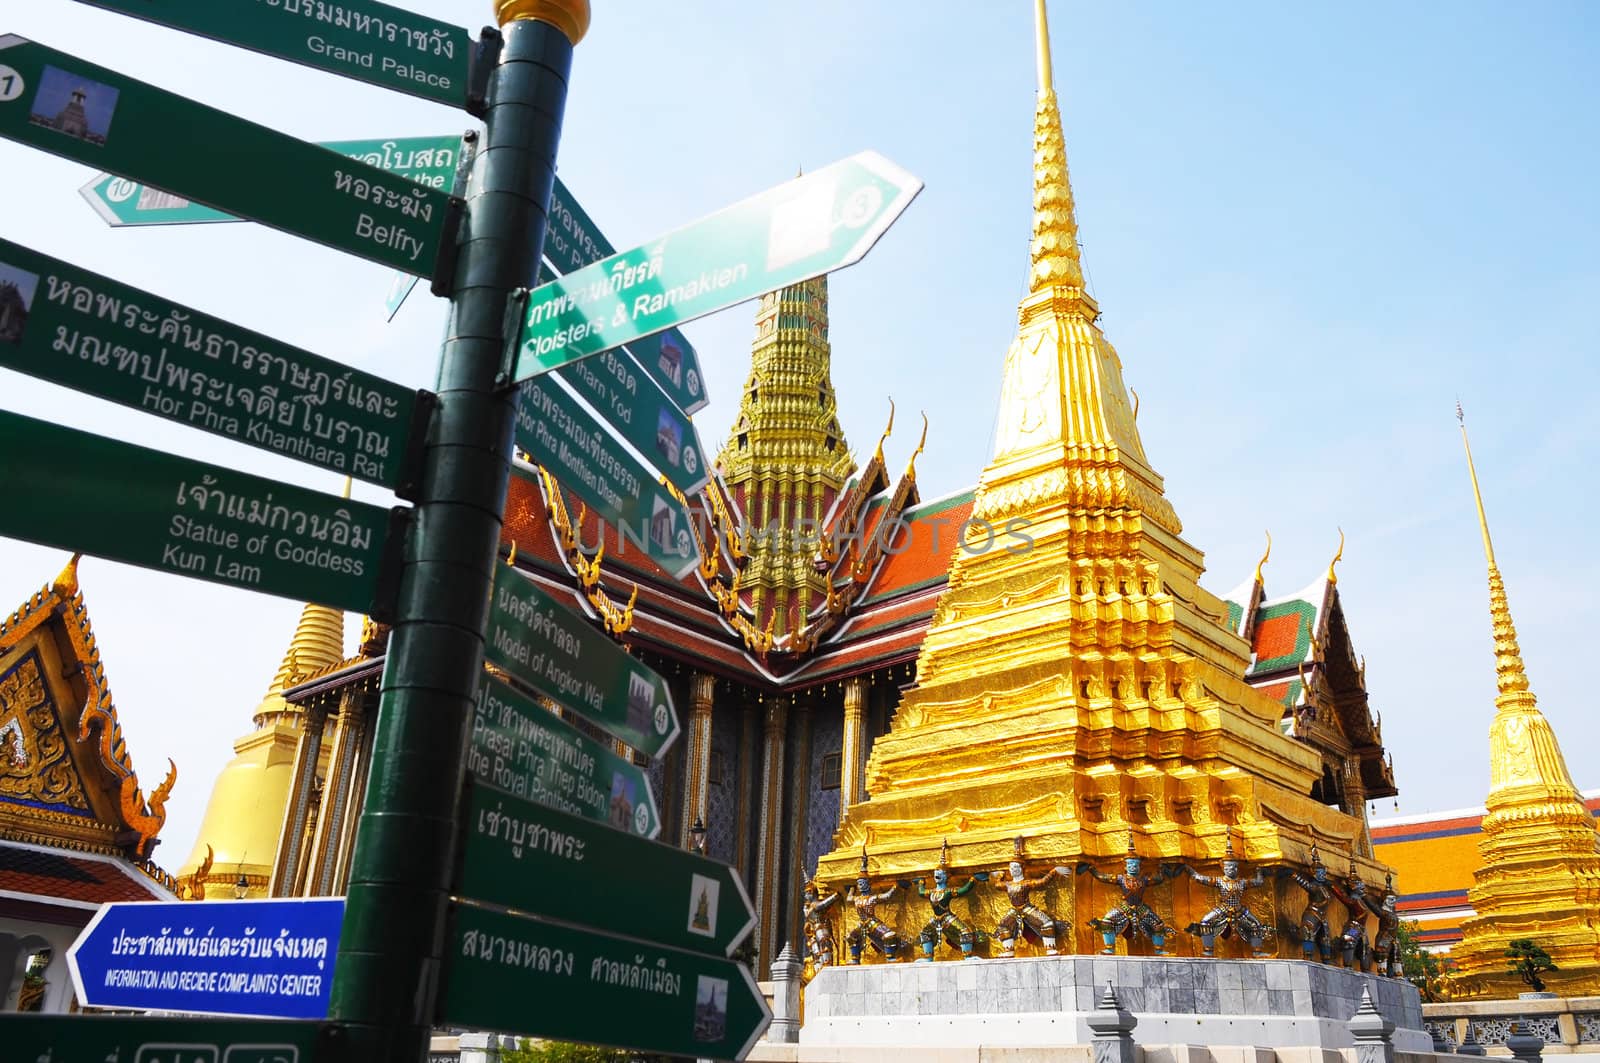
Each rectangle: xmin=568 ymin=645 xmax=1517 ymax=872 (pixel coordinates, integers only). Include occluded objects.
xmin=346 ymin=140 xmax=456 ymax=186
xmin=109 ymin=926 xmax=332 ymax=967
xmin=494 ymin=581 xmax=582 ymax=660
xmin=526 ymin=245 xmax=666 ymax=328
xmin=333 ymin=169 xmax=436 ymax=222
xmin=476 ymin=799 xmax=586 ymax=862
xmin=588 ymin=952 xmax=681 ymax=997
xmin=254 ymin=0 xmax=458 ymax=58
xmin=175 ymin=474 xmax=376 ymax=551
xmin=459 ymin=929 xmax=574 ymax=976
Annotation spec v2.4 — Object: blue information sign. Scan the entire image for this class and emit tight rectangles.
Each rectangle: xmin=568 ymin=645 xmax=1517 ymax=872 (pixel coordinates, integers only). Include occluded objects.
xmin=67 ymin=898 xmax=344 ymax=1020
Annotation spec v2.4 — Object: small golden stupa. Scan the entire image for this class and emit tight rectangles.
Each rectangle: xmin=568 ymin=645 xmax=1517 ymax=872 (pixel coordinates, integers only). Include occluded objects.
xmin=1448 ymin=410 xmax=1600 ymax=997
xmin=814 ymin=0 xmax=1390 ymax=954
xmin=178 ymin=600 xmax=346 ymax=898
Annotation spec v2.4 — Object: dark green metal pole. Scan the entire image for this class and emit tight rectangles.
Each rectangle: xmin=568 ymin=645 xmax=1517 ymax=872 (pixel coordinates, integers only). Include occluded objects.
xmin=327 ymin=4 xmax=586 ymax=1059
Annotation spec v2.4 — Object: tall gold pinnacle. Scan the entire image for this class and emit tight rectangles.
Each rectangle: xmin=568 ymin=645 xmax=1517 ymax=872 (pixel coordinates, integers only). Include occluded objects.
xmin=1457 ymin=405 xmax=1531 ymax=701
xmin=1029 ymin=0 xmax=1085 ymax=292
xmin=1449 ymin=403 xmax=1600 ymax=999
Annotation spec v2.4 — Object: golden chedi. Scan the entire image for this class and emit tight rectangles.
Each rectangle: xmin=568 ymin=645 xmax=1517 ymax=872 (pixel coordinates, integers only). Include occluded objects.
xmin=814 ymin=0 xmax=1391 ymax=956
xmin=1449 ymin=410 xmax=1600 ymax=998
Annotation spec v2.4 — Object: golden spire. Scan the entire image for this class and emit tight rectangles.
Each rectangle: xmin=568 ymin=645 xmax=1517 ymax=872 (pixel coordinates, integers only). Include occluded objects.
xmin=1449 ymin=403 xmax=1600 ymax=999
xmin=254 ymin=602 xmax=346 ymax=727
xmin=1029 ymin=0 xmax=1084 ymax=291
xmin=1457 ymin=406 xmax=1529 ymax=700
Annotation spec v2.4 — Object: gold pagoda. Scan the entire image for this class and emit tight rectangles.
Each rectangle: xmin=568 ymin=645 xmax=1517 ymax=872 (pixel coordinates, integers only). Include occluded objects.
xmin=178 ymin=599 xmax=346 ymax=898
xmin=814 ymin=0 xmax=1392 ymax=954
xmin=1449 ymin=411 xmax=1600 ymax=997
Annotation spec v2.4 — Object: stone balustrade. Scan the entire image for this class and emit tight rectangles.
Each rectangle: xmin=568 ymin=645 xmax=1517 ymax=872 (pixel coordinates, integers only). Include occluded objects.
xmin=1422 ymin=998 xmax=1600 ymax=1054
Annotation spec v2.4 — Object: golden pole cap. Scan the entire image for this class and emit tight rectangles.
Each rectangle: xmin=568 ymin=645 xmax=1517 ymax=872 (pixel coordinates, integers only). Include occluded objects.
xmin=495 ymin=0 xmax=590 ymax=43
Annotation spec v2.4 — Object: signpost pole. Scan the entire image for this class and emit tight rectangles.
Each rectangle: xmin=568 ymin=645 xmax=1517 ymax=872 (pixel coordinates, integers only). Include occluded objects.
xmin=325 ymin=3 xmax=585 ymax=1060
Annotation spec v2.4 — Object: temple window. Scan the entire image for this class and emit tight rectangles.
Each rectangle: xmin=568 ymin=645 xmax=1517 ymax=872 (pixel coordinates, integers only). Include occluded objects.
xmin=709 ymin=751 xmax=726 ymax=787
xmin=819 ymin=752 xmax=841 ymax=790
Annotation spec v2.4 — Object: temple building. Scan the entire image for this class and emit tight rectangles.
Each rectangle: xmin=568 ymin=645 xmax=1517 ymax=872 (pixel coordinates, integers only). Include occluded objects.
xmin=183 ymin=1 xmax=1398 ymax=978
xmin=1442 ymin=413 xmax=1600 ymax=998
xmin=0 ymin=555 xmax=186 ymax=1013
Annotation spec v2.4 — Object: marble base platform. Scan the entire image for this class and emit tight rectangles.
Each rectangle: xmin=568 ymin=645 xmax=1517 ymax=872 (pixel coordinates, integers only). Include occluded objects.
xmin=801 ymin=955 xmax=1428 ymax=1052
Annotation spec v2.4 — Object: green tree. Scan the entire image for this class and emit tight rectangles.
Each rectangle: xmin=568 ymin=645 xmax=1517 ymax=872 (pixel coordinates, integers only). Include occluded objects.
xmin=1396 ymin=920 xmax=1448 ymax=1002
xmin=1505 ymin=938 xmax=1558 ymax=993
xmin=500 ymin=1041 xmax=629 ymax=1063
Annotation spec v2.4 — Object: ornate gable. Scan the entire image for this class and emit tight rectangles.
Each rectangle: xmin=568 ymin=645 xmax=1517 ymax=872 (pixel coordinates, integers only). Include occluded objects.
xmin=0 ymin=556 xmax=176 ymax=865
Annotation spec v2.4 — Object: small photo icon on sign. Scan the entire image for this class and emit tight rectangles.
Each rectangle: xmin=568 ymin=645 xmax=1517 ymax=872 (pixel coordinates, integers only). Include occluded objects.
xmin=29 ymin=66 xmax=119 ymax=145
xmin=608 ymin=772 xmax=637 ymax=832
xmin=687 ymin=873 xmax=720 ymax=939
xmin=655 ymin=408 xmax=683 ymax=466
xmin=766 ymin=177 xmax=836 ymax=272
xmin=627 ymin=671 xmax=654 ymax=736
xmin=0 ymin=261 xmax=39 ymax=346
xmin=657 ymin=335 xmax=684 ymax=388
xmin=694 ymin=975 xmax=729 ymax=1044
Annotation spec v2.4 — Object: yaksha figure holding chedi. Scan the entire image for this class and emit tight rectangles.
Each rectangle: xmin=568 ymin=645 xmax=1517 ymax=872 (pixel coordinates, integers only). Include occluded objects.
xmin=1329 ymin=856 xmax=1374 ymax=971
xmin=1079 ymin=834 xmax=1179 ymax=956
xmin=1180 ymin=828 xmax=1271 ymax=958
xmin=845 ymin=846 xmax=907 ymax=964
xmin=916 ymin=838 xmax=989 ymax=961
xmin=994 ymin=836 xmax=1072 ymax=958
xmin=1365 ymin=872 xmax=1401 ymax=978
xmin=1277 ymin=842 xmax=1336 ymax=962
xmin=801 ymin=878 xmax=841 ymax=971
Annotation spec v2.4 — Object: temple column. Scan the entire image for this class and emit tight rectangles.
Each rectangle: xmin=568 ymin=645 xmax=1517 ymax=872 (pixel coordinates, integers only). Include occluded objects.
xmin=735 ymin=703 xmax=758 ymax=876
xmin=754 ymin=697 xmax=788 ymax=979
xmin=306 ymin=687 xmax=364 ymax=896
xmin=786 ymin=701 xmax=813 ymax=954
xmin=679 ymin=673 xmax=715 ymax=848
xmin=268 ymin=702 xmax=329 ymax=896
xmin=329 ymin=696 xmax=375 ymax=891
xmin=839 ymin=677 xmax=868 ymax=826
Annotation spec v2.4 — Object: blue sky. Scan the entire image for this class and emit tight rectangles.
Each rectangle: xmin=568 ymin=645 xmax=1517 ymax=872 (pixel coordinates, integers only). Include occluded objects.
xmin=0 ymin=2 xmax=1596 ymax=870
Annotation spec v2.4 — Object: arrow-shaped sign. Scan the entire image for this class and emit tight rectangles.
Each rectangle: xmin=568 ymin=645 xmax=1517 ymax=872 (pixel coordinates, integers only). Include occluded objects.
xmin=460 ymin=784 xmax=755 ymax=958
xmin=0 ymin=409 xmax=401 ymax=615
xmin=0 ymin=236 xmax=424 ymax=491
xmin=78 ymin=134 xmax=466 ymax=227
xmin=471 ymin=673 xmax=661 ymax=840
xmin=0 ymin=35 xmax=451 ymax=275
xmin=513 ymin=377 xmax=700 ymax=580
xmin=66 ymin=0 xmax=475 ymax=110
xmin=442 ymin=903 xmax=771 ymax=1061
xmin=485 ymin=563 xmax=680 ymax=758
xmin=514 ymin=150 xmax=921 ymax=381
xmin=67 ymin=898 xmax=345 ymax=1019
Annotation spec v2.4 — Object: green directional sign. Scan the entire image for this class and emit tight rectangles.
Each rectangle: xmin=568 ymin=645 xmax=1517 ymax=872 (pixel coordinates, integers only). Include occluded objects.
xmin=0 ymin=237 xmax=423 ymax=491
xmin=471 ymin=673 xmax=660 ymax=839
xmin=80 ymin=134 xmax=465 ymax=227
xmin=516 ymin=150 xmax=921 ymax=379
xmin=544 ymin=175 xmax=708 ymax=416
xmin=514 ymin=376 xmax=700 ymax=579
xmin=443 ymin=904 xmax=771 ymax=1061
xmin=6 ymin=1013 xmax=328 ymax=1062
xmin=0 ymin=409 xmax=399 ymax=615
xmin=554 ymin=348 xmax=708 ymax=496
xmin=68 ymin=0 xmax=474 ymax=109
xmin=0 ymin=35 xmax=451 ymax=275
xmin=485 ymin=563 xmax=679 ymax=758
xmin=461 ymin=785 xmax=755 ymax=958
